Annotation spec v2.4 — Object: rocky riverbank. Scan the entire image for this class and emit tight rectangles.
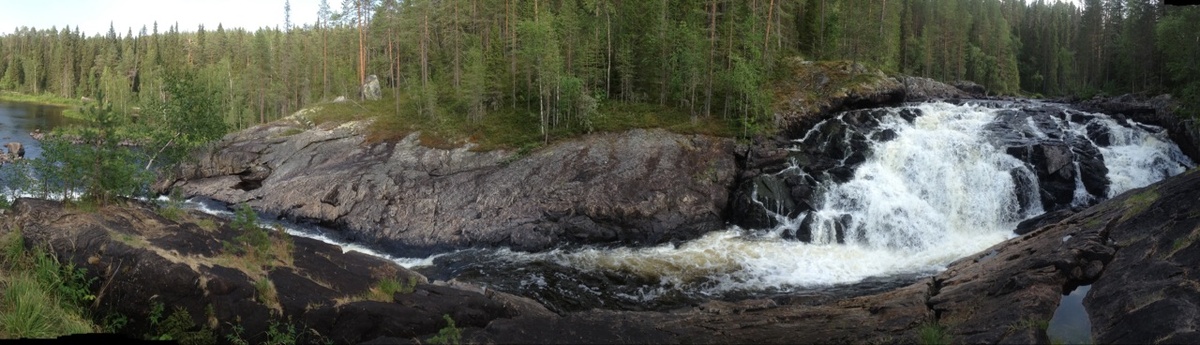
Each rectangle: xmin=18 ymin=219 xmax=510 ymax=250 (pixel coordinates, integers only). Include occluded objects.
xmin=9 ymin=166 xmax=1199 ymax=343
xmin=69 ymin=63 xmax=1200 ymax=343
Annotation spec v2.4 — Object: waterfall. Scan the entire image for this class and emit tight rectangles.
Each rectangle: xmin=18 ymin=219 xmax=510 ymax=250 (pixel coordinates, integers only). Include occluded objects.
xmin=426 ymin=101 xmax=1194 ymax=310
xmin=803 ymin=103 xmax=1035 ymax=251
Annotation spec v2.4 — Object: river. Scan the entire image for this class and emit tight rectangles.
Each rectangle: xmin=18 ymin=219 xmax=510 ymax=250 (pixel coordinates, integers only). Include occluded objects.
xmin=0 ymin=100 xmax=78 ymax=159
xmin=1 ymin=99 xmax=1193 ymax=314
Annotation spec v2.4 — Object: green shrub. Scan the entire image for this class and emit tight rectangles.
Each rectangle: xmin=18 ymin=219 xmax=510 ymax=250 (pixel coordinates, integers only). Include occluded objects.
xmin=158 ymin=188 xmax=187 ymax=221
xmin=429 ymin=314 xmax=461 ymax=345
xmin=0 ymin=229 xmax=98 ymax=338
xmin=226 ymin=204 xmax=271 ymax=260
xmin=918 ymin=322 xmax=950 ymax=345
xmin=266 ymin=320 xmax=298 ymax=345
xmin=365 ymin=276 xmax=418 ymax=302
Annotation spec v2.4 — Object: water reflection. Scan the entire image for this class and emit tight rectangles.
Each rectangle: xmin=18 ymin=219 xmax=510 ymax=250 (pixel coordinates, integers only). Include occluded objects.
xmin=1047 ymin=284 xmax=1093 ymax=344
xmin=0 ymin=100 xmax=79 ymax=159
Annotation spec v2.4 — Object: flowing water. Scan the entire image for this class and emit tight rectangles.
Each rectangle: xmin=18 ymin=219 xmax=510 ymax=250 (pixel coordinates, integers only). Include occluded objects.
xmin=0 ymin=99 xmax=1192 ymax=313
xmin=408 ymin=101 xmax=1194 ymax=311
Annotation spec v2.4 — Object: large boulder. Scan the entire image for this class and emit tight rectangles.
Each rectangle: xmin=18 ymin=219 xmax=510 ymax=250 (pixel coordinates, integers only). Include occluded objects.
xmin=6 ymin=141 xmax=24 ymax=158
xmin=361 ymin=75 xmax=382 ymax=101
xmin=159 ymin=122 xmax=737 ymax=254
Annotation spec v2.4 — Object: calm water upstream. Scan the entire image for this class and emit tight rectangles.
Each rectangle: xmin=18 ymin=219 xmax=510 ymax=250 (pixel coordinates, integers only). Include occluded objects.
xmin=0 ymin=100 xmax=78 ymax=158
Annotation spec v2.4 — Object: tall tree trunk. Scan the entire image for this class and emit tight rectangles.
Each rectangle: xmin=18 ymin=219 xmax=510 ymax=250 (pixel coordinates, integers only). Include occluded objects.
xmin=765 ymin=0 xmax=775 ymax=62
xmin=453 ymin=1 xmax=461 ymax=89
xmin=658 ymin=0 xmax=669 ymax=105
xmin=357 ymin=0 xmax=366 ymax=93
xmin=706 ymin=0 xmax=717 ymax=118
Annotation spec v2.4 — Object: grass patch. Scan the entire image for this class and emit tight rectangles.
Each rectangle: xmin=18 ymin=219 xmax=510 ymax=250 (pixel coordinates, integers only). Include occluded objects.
xmin=254 ymin=278 xmax=281 ymax=314
xmin=222 ymin=204 xmax=294 ymax=268
xmin=1122 ymin=188 xmax=1160 ymax=221
xmin=0 ymin=228 xmax=99 ymax=338
xmin=278 ymin=128 xmax=305 ymax=137
xmin=363 ymin=276 xmax=418 ymax=302
xmin=917 ymin=322 xmax=950 ymax=345
xmin=194 ymin=218 xmax=218 ymax=232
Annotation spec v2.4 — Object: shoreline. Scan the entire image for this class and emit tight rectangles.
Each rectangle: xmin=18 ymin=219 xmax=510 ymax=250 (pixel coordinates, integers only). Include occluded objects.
xmin=0 ymin=91 xmax=83 ymax=118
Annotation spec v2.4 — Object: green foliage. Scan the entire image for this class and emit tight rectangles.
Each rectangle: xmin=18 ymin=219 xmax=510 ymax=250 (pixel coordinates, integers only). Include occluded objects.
xmin=226 ymin=203 xmax=272 ymax=261
xmin=2 ymin=0 xmax=1199 ymax=151
xmin=101 ymin=312 xmax=129 ymax=333
xmin=0 ymin=229 xmax=99 ymax=338
xmin=254 ymin=278 xmax=280 ymax=311
xmin=428 ymin=314 xmax=461 ymax=345
xmin=918 ymin=322 xmax=950 ymax=345
xmin=266 ymin=320 xmax=299 ymax=345
xmin=151 ymin=68 xmax=227 ymax=147
xmin=158 ymin=188 xmax=187 ymax=221
xmin=365 ymin=276 xmax=418 ymax=302
xmin=20 ymin=102 xmax=154 ymax=205
xmin=225 ymin=323 xmax=250 ymax=345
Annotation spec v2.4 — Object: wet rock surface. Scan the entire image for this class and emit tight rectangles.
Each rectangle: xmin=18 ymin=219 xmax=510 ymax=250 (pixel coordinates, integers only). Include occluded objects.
xmin=158 ymin=123 xmax=737 ymax=254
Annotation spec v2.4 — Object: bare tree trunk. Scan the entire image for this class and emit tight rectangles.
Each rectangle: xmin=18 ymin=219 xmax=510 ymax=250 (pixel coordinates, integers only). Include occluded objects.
xmin=453 ymin=1 xmax=461 ymax=89
xmin=658 ymin=0 xmax=669 ymax=105
xmin=705 ymin=0 xmax=716 ymax=118
xmin=357 ymin=0 xmax=366 ymax=94
xmin=764 ymin=0 xmax=775 ymax=62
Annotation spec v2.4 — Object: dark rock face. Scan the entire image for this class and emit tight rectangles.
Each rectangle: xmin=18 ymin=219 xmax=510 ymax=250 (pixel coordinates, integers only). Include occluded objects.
xmin=1 ymin=199 xmax=537 ymax=344
xmin=952 ymin=80 xmax=988 ymax=97
xmin=158 ymin=124 xmax=737 ymax=254
xmin=1084 ymin=168 xmax=1200 ymax=344
xmin=985 ymin=105 xmax=1112 ymax=213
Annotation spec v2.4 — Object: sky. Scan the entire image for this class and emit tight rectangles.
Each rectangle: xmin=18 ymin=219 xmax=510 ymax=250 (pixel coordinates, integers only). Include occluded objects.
xmin=0 ymin=0 xmax=321 ymax=36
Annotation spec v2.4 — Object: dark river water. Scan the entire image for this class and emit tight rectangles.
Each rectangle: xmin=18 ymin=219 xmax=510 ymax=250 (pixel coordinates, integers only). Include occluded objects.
xmin=0 ymin=100 xmax=77 ymax=158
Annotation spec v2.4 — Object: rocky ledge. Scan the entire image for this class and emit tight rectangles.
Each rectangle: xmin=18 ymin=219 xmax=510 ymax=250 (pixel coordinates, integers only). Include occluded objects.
xmin=15 ymin=166 xmax=1197 ymax=343
xmin=156 ymin=125 xmax=737 ymax=254
xmin=1 ymin=199 xmax=552 ymax=344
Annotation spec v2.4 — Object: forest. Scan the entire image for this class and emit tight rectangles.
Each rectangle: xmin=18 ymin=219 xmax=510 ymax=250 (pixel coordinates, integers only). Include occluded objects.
xmin=0 ymin=0 xmax=1198 ymax=144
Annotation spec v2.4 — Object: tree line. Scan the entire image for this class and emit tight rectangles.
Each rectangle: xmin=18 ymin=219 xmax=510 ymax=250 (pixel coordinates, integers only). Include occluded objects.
xmin=0 ymin=0 xmax=1197 ymax=143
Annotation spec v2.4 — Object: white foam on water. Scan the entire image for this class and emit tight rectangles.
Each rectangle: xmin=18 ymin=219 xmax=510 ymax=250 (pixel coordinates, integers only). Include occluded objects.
xmin=468 ymin=102 xmax=1193 ymax=296
xmin=182 ymin=198 xmax=447 ymax=268
xmin=64 ymin=101 xmax=1189 ymax=298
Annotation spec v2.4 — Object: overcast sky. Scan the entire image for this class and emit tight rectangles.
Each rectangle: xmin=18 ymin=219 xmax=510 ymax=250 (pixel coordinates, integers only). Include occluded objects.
xmin=0 ymin=0 xmax=321 ymax=36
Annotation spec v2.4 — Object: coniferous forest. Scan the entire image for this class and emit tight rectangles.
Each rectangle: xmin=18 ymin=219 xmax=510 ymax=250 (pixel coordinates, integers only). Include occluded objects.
xmin=0 ymin=0 xmax=1198 ymax=142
